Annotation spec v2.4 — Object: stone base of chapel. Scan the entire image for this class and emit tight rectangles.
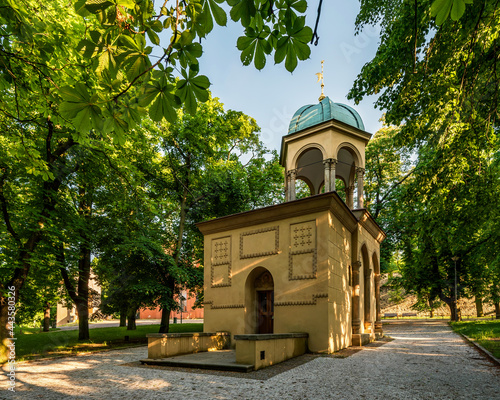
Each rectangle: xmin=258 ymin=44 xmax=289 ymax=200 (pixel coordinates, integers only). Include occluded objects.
xmin=351 ymin=333 xmax=372 ymax=346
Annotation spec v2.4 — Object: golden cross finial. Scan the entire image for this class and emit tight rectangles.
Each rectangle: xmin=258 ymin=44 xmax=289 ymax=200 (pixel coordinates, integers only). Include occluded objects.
xmin=316 ymin=60 xmax=325 ymax=101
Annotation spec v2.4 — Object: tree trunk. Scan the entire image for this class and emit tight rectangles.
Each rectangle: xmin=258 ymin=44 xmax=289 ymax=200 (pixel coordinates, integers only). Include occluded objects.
xmin=119 ymin=307 xmax=127 ymax=327
xmin=59 ymin=239 xmax=91 ymax=341
xmin=159 ymin=277 xmax=175 ymax=333
xmin=439 ymin=293 xmax=461 ymax=322
xmin=448 ymin=302 xmax=457 ymax=321
xmin=77 ymin=301 xmax=90 ymax=340
xmin=159 ymin=308 xmax=170 ymax=333
xmin=450 ymin=304 xmax=462 ymax=321
xmin=127 ymin=309 xmax=137 ymax=330
xmin=76 ymin=186 xmax=92 ymax=341
xmin=158 ymin=186 xmax=187 ymax=335
xmin=75 ymin=242 xmax=91 ymax=340
xmin=0 ymin=128 xmax=74 ymax=363
xmin=495 ymin=303 xmax=500 ymax=319
xmin=43 ymin=302 xmax=50 ymax=332
xmin=475 ymin=297 xmax=484 ymax=318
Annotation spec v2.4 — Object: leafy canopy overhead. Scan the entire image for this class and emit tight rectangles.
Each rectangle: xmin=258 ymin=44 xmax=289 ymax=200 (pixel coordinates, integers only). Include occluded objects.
xmin=431 ymin=0 xmax=473 ymax=25
xmin=0 ymin=0 xmax=313 ymax=143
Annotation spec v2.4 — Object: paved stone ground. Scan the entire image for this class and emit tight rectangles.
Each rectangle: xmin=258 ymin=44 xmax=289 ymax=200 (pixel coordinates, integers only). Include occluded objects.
xmin=1 ymin=320 xmax=499 ymax=399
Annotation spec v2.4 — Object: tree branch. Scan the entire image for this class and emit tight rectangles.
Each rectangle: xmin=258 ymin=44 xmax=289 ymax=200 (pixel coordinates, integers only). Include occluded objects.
xmin=310 ymin=0 xmax=323 ymax=46
xmin=413 ymin=0 xmax=418 ymax=74
xmin=0 ymin=168 xmax=21 ymax=245
xmin=51 ymin=137 xmax=75 ymax=159
xmin=377 ymin=167 xmax=417 ymax=208
xmin=58 ymin=244 xmax=78 ymax=304
xmin=112 ymin=4 xmax=181 ymax=102
xmin=46 ymin=116 xmax=54 ymax=163
xmin=87 ymin=146 xmax=133 ymax=188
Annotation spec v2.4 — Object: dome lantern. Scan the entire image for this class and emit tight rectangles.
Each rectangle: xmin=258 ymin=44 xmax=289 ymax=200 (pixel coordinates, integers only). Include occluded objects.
xmin=280 ymin=96 xmax=371 ymax=209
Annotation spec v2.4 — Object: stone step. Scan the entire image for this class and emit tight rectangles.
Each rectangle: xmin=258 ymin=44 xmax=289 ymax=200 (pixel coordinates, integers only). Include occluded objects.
xmin=140 ymin=350 xmax=254 ymax=372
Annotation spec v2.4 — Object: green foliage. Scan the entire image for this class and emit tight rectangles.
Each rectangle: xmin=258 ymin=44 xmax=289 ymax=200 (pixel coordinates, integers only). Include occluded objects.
xmin=431 ymin=0 xmax=473 ymax=25
xmin=155 ymin=95 xmax=284 ymax=265
xmin=364 ymin=123 xmax=413 ymax=273
xmin=96 ymin=236 xmax=182 ymax=317
xmin=335 ymin=179 xmax=346 ymax=203
xmin=0 ymin=0 xmax=300 ymax=360
xmin=14 ymin=262 xmax=62 ymax=328
xmin=388 ymin=287 xmax=405 ymax=304
xmin=0 ymin=0 xmax=314 ymax=143
xmin=410 ymin=290 xmax=443 ymax=314
xmin=295 ymin=179 xmax=311 ymax=199
xmin=93 ymin=95 xmax=284 ymax=328
xmin=354 ymin=1 xmax=500 ymax=318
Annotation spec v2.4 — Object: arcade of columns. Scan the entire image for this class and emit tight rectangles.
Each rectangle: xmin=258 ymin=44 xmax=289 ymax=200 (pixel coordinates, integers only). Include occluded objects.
xmin=285 ymin=160 xmax=365 ymax=209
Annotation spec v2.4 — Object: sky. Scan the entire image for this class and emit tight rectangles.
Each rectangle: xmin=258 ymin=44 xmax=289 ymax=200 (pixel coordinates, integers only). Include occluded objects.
xmin=196 ymin=0 xmax=383 ymax=153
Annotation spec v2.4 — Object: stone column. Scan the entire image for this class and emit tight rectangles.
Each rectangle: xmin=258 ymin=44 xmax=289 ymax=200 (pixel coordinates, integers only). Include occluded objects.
xmin=357 ymin=167 xmax=365 ymax=208
xmin=364 ymin=268 xmax=372 ymax=331
xmin=288 ymin=169 xmax=296 ymax=201
xmin=284 ymin=172 xmax=290 ymax=201
xmin=374 ymin=273 xmax=383 ymax=335
xmin=323 ymin=159 xmax=331 ymax=193
xmin=285 ymin=170 xmax=292 ymax=201
xmin=346 ymin=185 xmax=355 ymax=209
xmin=330 ymin=159 xmax=337 ymax=192
xmin=351 ymin=261 xmax=361 ymax=335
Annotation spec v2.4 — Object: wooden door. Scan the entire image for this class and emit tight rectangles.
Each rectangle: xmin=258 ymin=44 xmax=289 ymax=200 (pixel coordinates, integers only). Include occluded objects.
xmin=257 ymin=290 xmax=274 ymax=334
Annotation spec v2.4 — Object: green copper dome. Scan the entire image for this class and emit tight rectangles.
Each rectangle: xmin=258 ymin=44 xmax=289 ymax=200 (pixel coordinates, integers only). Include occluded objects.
xmin=288 ymin=97 xmax=365 ymax=134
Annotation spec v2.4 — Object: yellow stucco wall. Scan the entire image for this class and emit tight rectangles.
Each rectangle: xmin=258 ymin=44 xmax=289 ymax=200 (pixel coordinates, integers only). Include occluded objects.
xmin=199 ymin=193 xmax=384 ymax=353
xmin=283 ymin=122 xmax=370 ymax=171
xmin=203 ymin=211 xmax=330 ymax=352
xmin=327 ymin=213 xmax=352 ymax=352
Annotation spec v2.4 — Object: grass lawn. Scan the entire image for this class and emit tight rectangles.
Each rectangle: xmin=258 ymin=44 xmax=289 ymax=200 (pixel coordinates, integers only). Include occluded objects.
xmin=12 ymin=323 xmax=203 ymax=362
xmin=450 ymin=319 xmax=500 ymax=359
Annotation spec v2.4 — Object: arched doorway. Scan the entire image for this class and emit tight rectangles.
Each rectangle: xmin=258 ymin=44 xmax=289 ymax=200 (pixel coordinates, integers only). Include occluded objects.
xmin=244 ymin=267 xmax=274 ymax=334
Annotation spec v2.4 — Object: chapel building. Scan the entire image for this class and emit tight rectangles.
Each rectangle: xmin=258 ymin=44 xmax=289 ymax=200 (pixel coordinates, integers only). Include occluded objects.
xmin=196 ymin=96 xmax=385 ymax=352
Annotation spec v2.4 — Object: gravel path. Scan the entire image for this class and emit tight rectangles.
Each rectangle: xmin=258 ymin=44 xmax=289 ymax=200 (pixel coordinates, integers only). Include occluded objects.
xmin=1 ymin=320 xmax=499 ymax=399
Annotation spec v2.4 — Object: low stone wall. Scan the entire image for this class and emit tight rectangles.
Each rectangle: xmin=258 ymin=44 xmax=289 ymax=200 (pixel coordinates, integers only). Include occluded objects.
xmin=146 ymin=332 xmax=230 ymax=359
xmin=234 ymin=333 xmax=308 ymax=370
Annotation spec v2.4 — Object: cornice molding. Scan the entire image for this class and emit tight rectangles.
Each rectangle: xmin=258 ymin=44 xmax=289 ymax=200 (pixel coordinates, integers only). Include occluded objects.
xmin=275 ymin=293 xmax=328 ymax=307
xmin=196 ymin=192 xmax=358 ymax=236
xmin=352 ymin=209 xmax=386 ymax=243
xmin=203 ymin=301 xmax=244 ymax=310
xmin=280 ymin=119 xmax=372 ymax=166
